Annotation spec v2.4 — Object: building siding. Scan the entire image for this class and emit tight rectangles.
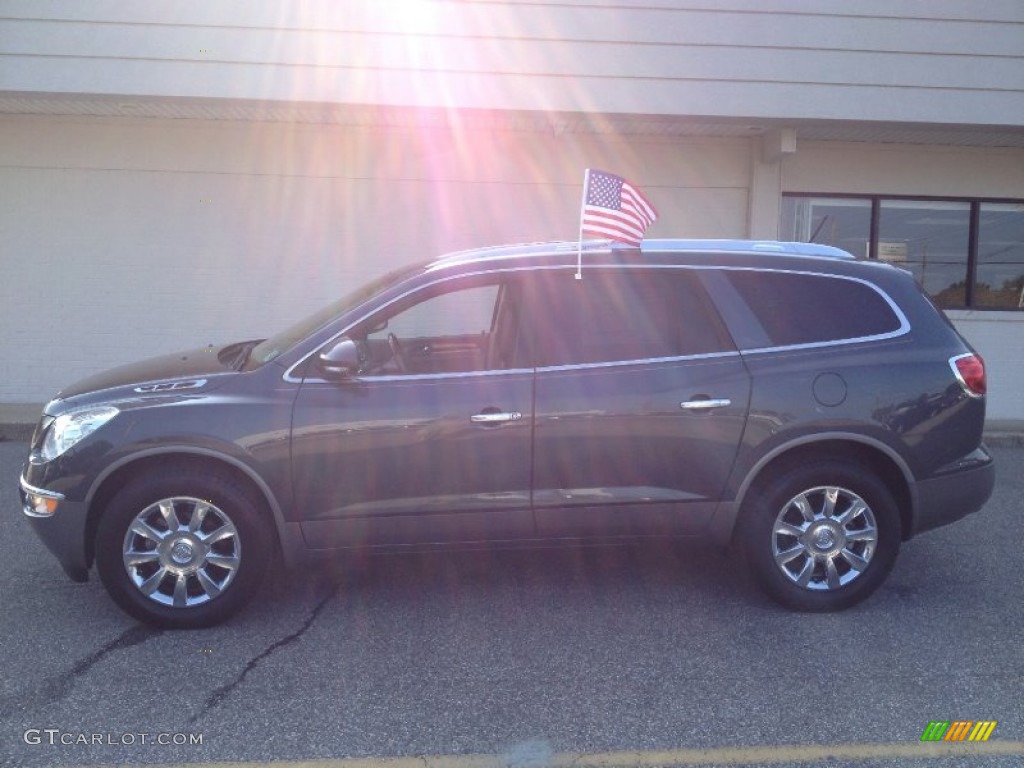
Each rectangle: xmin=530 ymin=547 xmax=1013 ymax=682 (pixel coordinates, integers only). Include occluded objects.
xmin=947 ymin=311 xmax=1024 ymax=421
xmin=2 ymin=1 xmax=1023 ymax=124
xmin=0 ymin=2 xmax=1021 ymax=418
xmin=784 ymin=142 xmax=1024 ymax=199
xmin=0 ymin=114 xmax=749 ymax=402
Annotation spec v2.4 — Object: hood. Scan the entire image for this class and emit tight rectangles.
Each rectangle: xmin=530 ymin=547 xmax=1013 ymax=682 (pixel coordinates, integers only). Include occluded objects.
xmin=50 ymin=345 xmax=241 ymax=407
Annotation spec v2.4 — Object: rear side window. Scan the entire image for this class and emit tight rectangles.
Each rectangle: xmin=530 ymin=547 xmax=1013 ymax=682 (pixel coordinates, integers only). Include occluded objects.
xmin=526 ymin=268 xmax=735 ymax=367
xmin=715 ymin=270 xmax=903 ymax=348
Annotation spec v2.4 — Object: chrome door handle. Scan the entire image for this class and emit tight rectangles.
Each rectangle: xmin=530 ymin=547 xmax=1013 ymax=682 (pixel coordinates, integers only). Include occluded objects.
xmin=470 ymin=411 xmax=523 ymax=424
xmin=680 ymin=398 xmax=732 ymax=411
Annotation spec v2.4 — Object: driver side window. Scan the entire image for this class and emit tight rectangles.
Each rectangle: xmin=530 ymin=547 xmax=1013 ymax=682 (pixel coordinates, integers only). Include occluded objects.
xmin=359 ymin=281 xmax=512 ymax=376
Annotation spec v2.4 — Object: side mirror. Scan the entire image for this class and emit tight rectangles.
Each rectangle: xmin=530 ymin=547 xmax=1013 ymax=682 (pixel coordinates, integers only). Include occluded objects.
xmin=318 ymin=338 xmax=360 ymax=377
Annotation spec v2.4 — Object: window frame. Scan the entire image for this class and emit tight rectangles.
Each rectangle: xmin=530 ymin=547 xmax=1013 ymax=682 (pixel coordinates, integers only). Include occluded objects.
xmin=318 ymin=265 xmax=742 ymax=380
xmin=523 ymin=265 xmax=740 ymax=371
xmin=781 ymin=192 xmax=1024 ymax=311
xmin=287 ymin=269 xmax=539 ymax=384
xmin=699 ymin=267 xmax=911 ymax=353
xmin=350 ymin=274 xmax=519 ymax=379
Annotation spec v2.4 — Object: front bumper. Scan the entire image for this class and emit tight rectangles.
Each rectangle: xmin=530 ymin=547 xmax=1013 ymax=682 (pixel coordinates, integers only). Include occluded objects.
xmin=911 ymin=446 xmax=996 ymax=537
xmin=19 ymin=472 xmax=90 ymax=582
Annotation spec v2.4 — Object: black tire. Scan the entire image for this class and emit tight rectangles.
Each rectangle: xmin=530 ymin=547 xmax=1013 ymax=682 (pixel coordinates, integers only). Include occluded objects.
xmin=740 ymin=460 xmax=901 ymax=612
xmin=96 ymin=466 xmax=271 ymax=628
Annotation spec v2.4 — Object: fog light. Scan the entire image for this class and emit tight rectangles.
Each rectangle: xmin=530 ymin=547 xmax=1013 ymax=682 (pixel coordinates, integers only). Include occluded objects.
xmin=20 ymin=478 xmax=64 ymax=518
xmin=25 ymin=493 xmax=59 ymax=517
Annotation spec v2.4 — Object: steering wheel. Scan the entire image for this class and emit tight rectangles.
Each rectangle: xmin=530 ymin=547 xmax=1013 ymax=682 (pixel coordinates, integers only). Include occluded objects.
xmin=387 ymin=332 xmax=407 ymax=372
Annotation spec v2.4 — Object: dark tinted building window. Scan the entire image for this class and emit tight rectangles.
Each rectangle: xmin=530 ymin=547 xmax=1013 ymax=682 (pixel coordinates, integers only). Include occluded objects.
xmin=878 ymin=200 xmax=970 ymax=309
xmin=976 ymin=203 xmax=1024 ymax=309
xmin=781 ymin=193 xmax=1024 ymax=310
xmin=722 ymin=270 xmax=902 ymax=348
xmin=780 ymin=197 xmax=871 ymax=259
xmin=527 ymin=268 xmax=734 ymax=366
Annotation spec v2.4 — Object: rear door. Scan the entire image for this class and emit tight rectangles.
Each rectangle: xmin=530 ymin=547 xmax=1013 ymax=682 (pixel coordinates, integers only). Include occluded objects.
xmin=526 ymin=267 xmax=750 ymax=538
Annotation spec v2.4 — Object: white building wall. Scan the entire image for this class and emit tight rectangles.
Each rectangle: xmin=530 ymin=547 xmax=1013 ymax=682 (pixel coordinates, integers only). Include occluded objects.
xmin=3 ymin=113 xmax=1019 ymax=418
xmin=0 ymin=114 xmax=750 ymax=403
xmin=1 ymin=1 xmax=1021 ymax=418
xmin=947 ymin=311 xmax=1024 ymax=421
xmin=2 ymin=1 xmax=1022 ymax=125
xmin=784 ymin=142 xmax=1024 ymax=199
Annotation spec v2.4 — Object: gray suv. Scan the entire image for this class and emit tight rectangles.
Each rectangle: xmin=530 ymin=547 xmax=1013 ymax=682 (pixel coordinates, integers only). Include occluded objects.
xmin=19 ymin=240 xmax=995 ymax=627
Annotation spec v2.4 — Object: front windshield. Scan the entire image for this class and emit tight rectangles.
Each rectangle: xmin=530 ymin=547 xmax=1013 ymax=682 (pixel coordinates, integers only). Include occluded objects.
xmin=244 ymin=264 xmax=420 ymax=370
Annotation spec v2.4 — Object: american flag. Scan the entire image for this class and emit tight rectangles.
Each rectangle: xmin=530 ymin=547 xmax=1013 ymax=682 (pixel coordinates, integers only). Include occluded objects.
xmin=580 ymin=169 xmax=658 ymax=246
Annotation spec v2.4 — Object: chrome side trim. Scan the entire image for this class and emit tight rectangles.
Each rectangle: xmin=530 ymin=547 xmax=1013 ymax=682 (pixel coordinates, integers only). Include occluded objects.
xmin=534 ymin=351 xmax=741 ymax=374
xmin=470 ymin=411 xmax=523 ymax=424
xmin=427 ymin=239 xmax=856 ymax=271
xmin=425 ymin=241 xmax=600 ymax=271
xmin=20 ymin=475 xmax=65 ymax=517
xmin=681 ymin=398 xmax=732 ymax=410
xmin=50 ymin=372 xmax=231 ymax=405
xmin=284 ymin=263 xmax=912 ymax=384
xmin=283 ymin=264 xmax=573 ymax=384
xmin=133 ymin=378 xmax=208 ymax=394
xmin=352 ymin=368 xmax=534 ymax=383
xmin=695 ymin=265 xmax=912 ymax=353
xmin=19 ymin=475 xmax=65 ymax=501
xmin=738 ymin=330 xmax=909 ymax=356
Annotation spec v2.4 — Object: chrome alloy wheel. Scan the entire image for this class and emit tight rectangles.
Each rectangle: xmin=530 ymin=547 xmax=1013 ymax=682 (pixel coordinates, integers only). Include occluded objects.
xmin=122 ymin=496 xmax=241 ymax=608
xmin=770 ymin=486 xmax=878 ymax=591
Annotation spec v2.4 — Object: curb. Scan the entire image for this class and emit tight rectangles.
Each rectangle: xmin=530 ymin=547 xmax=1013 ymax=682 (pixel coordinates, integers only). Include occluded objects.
xmin=983 ymin=432 xmax=1024 ymax=449
xmin=0 ymin=423 xmax=34 ymax=443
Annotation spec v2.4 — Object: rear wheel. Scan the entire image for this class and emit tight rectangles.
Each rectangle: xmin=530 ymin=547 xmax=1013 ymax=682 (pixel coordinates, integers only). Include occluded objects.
xmin=741 ymin=460 xmax=901 ymax=611
xmin=96 ymin=466 xmax=270 ymax=628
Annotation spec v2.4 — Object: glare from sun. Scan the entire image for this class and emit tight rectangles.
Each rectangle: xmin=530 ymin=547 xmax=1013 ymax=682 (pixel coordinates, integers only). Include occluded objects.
xmin=380 ymin=0 xmax=440 ymax=35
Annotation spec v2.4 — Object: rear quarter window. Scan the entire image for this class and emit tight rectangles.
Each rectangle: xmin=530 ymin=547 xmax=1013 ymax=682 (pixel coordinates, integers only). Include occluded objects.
xmin=712 ymin=270 xmax=904 ymax=349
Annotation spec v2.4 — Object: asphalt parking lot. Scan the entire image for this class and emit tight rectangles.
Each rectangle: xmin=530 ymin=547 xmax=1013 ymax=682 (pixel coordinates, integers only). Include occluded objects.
xmin=1 ymin=440 xmax=1022 ymax=768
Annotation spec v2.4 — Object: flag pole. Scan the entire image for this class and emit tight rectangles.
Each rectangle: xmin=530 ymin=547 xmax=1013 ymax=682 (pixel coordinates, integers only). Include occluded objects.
xmin=576 ymin=168 xmax=590 ymax=280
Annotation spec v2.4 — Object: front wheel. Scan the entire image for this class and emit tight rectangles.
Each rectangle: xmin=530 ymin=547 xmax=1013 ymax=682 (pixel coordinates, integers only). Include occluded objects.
xmin=740 ymin=460 xmax=901 ymax=612
xmin=96 ymin=466 xmax=271 ymax=628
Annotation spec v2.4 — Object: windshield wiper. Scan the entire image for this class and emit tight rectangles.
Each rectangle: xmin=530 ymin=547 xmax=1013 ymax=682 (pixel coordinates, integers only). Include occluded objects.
xmin=218 ymin=340 xmax=260 ymax=371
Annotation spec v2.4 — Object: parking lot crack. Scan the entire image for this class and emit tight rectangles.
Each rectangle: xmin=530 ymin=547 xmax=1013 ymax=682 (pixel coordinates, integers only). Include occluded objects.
xmin=0 ymin=625 xmax=161 ymax=718
xmin=188 ymin=584 xmax=338 ymax=724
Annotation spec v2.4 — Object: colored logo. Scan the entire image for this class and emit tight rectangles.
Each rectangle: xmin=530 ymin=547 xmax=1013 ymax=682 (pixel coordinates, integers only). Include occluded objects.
xmin=921 ymin=721 xmax=997 ymax=742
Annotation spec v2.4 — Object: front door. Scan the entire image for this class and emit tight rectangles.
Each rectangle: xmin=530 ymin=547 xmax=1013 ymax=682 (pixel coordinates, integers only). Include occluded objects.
xmin=291 ymin=276 xmax=535 ymax=549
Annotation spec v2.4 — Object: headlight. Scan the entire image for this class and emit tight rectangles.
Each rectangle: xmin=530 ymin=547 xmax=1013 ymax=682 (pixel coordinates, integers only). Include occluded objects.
xmin=40 ymin=406 xmax=119 ymax=461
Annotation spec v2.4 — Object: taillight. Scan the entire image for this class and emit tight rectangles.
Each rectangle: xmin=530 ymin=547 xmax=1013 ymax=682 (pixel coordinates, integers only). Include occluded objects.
xmin=950 ymin=353 xmax=986 ymax=397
